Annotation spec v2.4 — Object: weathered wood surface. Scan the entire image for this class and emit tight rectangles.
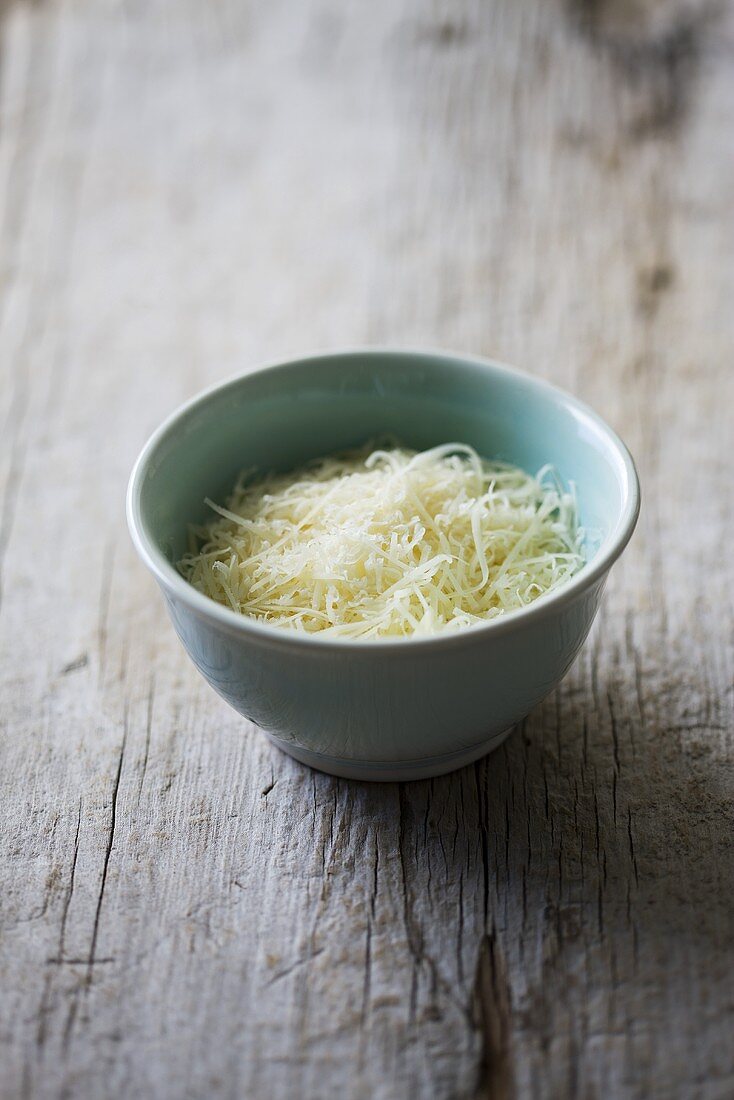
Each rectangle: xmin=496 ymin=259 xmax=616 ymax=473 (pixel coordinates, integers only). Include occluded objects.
xmin=1 ymin=0 xmax=732 ymax=1096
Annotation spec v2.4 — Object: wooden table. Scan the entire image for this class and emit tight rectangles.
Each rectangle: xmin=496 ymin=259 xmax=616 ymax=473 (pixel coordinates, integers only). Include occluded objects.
xmin=2 ymin=1 xmax=732 ymax=1096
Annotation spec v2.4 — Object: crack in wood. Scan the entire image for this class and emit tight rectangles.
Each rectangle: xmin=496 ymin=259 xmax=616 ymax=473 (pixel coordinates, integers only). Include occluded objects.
xmin=398 ymin=786 xmax=425 ymax=1025
xmin=137 ymin=676 xmax=155 ymax=806
xmin=85 ymin=713 xmax=127 ymax=980
xmin=474 ymin=760 xmax=490 ymax=928
xmin=46 ymin=957 xmax=116 ymax=966
xmin=60 ymin=653 xmax=89 ymax=676
xmin=35 ymin=799 xmax=83 ymax=1052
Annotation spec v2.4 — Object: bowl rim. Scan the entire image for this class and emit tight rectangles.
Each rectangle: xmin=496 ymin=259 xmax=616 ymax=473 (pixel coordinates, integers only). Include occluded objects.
xmin=126 ymin=347 xmax=641 ymax=652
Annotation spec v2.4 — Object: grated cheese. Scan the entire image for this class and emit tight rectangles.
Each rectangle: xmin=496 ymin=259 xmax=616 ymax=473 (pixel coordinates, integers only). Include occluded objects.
xmin=178 ymin=443 xmax=585 ymax=639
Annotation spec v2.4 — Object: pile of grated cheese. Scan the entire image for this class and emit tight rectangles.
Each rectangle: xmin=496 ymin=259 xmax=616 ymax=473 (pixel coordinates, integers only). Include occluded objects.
xmin=178 ymin=443 xmax=585 ymax=639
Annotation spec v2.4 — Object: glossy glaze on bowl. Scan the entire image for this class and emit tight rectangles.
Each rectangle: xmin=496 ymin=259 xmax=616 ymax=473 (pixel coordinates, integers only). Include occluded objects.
xmin=127 ymin=350 xmax=639 ymax=781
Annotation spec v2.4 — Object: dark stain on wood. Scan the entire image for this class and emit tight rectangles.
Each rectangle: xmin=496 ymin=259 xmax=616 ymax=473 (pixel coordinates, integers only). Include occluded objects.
xmin=636 ymin=261 xmax=675 ymax=316
xmin=568 ymin=0 xmax=714 ymax=138
xmin=412 ymin=18 xmax=470 ymax=49
xmin=471 ymin=931 xmax=514 ymax=1100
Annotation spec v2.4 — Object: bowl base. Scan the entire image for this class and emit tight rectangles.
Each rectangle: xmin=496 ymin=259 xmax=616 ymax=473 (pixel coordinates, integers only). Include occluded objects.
xmin=264 ymin=727 xmax=514 ymax=782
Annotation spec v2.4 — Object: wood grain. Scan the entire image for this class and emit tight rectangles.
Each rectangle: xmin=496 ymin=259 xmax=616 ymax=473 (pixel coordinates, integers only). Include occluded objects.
xmin=0 ymin=0 xmax=732 ymax=1097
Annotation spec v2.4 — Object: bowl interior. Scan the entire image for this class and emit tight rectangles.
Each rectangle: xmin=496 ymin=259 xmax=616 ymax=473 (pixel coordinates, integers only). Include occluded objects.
xmin=134 ymin=351 xmax=634 ymax=572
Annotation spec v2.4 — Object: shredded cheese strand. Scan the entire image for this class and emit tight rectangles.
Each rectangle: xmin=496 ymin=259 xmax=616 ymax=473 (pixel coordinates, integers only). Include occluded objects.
xmin=178 ymin=443 xmax=585 ymax=638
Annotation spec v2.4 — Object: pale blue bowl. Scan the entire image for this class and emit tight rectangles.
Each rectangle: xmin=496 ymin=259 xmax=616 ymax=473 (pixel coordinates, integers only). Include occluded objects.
xmin=127 ymin=350 xmax=639 ymax=781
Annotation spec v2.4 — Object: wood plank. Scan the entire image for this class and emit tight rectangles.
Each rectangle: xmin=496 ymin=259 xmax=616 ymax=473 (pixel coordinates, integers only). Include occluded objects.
xmin=0 ymin=0 xmax=732 ymax=1096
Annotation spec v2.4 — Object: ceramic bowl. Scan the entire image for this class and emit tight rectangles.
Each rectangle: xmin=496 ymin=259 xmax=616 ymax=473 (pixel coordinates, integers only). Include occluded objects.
xmin=127 ymin=350 xmax=639 ymax=781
